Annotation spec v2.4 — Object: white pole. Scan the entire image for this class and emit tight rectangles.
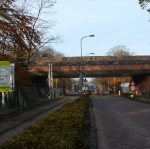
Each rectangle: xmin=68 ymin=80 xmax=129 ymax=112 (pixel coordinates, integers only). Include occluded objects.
xmin=50 ymin=64 xmax=54 ymax=98
xmin=48 ymin=64 xmax=50 ymax=88
xmin=10 ymin=63 xmax=15 ymax=91
xmin=48 ymin=64 xmax=50 ymax=99
xmin=50 ymin=64 xmax=53 ymax=88
xmin=108 ymin=81 xmax=109 ymax=92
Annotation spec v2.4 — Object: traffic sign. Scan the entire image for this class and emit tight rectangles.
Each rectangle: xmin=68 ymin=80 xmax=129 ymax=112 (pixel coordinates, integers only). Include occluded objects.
xmin=130 ymin=80 xmax=135 ymax=86
xmin=131 ymin=86 xmax=135 ymax=90
xmin=0 ymin=61 xmax=10 ymax=92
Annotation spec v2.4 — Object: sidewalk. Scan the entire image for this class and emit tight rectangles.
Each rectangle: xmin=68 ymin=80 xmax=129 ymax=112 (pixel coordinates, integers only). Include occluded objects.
xmin=0 ymin=96 xmax=78 ymax=145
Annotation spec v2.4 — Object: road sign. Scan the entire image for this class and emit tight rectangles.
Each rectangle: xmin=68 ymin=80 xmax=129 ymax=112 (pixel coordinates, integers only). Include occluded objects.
xmin=0 ymin=61 xmax=10 ymax=92
xmin=131 ymin=86 xmax=135 ymax=90
xmin=130 ymin=80 xmax=135 ymax=86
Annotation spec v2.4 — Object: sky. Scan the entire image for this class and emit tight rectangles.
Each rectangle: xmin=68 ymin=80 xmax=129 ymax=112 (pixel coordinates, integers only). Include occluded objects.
xmin=48 ymin=0 xmax=150 ymax=57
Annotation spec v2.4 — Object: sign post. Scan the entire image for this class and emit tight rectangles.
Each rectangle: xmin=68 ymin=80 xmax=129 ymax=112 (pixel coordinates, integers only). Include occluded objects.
xmin=0 ymin=61 xmax=10 ymax=109
xmin=130 ymin=86 xmax=135 ymax=91
xmin=130 ymin=80 xmax=136 ymax=91
xmin=10 ymin=63 xmax=15 ymax=92
xmin=129 ymin=80 xmax=136 ymax=98
xmin=48 ymin=64 xmax=53 ymax=99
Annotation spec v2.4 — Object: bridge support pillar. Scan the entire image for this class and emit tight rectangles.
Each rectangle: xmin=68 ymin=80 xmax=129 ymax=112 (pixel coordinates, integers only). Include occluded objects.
xmin=132 ymin=75 xmax=150 ymax=95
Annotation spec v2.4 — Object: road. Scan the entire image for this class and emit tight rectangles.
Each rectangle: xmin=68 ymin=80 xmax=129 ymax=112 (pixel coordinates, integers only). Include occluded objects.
xmin=91 ymin=94 xmax=150 ymax=149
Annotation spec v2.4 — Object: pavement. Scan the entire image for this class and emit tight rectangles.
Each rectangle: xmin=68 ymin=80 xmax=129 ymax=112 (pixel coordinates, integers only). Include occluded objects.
xmin=0 ymin=96 xmax=78 ymax=145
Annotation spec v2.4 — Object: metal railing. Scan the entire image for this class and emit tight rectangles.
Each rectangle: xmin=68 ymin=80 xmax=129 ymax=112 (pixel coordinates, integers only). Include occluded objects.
xmin=46 ymin=60 xmax=150 ymax=66
xmin=31 ymin=56 xmax=150 ymax=67
xmin=0 ymin=87 xmax=63 ymax=115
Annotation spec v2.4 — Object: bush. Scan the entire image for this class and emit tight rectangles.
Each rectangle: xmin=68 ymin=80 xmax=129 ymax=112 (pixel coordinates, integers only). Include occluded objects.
xmin=121 ymin=92 xmax=150 ymax=104
xmin=121 ymin=93 xmax=132 ymax=98
xmin=0 ymin=96 xmax=90 ymax=149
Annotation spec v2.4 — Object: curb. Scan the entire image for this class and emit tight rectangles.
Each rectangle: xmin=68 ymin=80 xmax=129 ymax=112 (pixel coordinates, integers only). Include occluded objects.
xmin=89 ymin=98 xmax=97 ymax=149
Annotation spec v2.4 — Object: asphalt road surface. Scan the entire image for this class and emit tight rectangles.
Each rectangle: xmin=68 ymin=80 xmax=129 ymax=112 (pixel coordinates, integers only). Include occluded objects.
xmin=91 ymin=94 xmax=150 ymax=149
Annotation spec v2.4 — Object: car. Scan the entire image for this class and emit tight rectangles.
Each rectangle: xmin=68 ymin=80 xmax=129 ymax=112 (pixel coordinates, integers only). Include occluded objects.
xmin=86 ymin=90 xmax=91 ymax=94
xmin=94 ymin=89 xmax=99 ymax=95
xmin=78 ymin=89 xmax=83 ymax=93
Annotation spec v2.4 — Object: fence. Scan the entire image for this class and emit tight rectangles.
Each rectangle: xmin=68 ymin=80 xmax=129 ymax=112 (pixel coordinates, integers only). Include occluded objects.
xmin=0 ymin=87 xmax=62 ymax=115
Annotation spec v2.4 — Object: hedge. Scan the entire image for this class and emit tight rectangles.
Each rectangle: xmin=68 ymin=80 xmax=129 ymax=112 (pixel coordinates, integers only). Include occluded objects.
xmin=0 ymin=96 xmax=90 ymax=149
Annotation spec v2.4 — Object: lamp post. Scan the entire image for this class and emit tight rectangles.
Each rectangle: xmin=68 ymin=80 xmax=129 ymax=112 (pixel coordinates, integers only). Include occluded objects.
xmin=114 ymin=77 xmax=115 ymax=94
xmin=48 ymin=63 xmax=53 ymax=98
xmin=80 ymin=34 xmax=94 ymax=90
xmin=84 ymin=53 xmax=94 ymax=91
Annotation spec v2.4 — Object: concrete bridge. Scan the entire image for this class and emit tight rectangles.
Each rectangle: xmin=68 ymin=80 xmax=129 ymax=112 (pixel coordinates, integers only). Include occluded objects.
xmin=28 ymin=55 xmax=150 ymax=78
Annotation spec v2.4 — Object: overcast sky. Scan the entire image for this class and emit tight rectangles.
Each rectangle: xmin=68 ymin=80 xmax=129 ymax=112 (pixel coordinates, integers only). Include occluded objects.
xmin=48 ymin=0 xmax=150 ymax=57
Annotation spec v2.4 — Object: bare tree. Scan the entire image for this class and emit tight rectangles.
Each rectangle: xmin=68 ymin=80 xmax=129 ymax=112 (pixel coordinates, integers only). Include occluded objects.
xmin=18 ymin=0 xmax=62 ymax=66
xmin=40 ymin=46 xmax=65 ymax=57
xmin=0 ymin=0 xmax=62 ymax=87
xmin=0 ymin=0 xmax=62 ymax=64
xmin=0 ymin=0 xmax=40 ymax=59
xmin=139 ymin=0 xmax=150 ymax=12
xmin=106 ymin=45 xmax=136 ymax=57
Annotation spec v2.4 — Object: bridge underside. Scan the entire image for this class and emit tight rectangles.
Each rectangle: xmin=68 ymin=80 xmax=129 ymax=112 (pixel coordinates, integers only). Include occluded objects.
xmin=29 ymin=64 xmax=150 ymax=78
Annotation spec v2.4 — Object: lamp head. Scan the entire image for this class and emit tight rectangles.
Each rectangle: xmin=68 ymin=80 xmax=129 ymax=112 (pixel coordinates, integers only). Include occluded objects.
xmin=89 ymin=34 xmax=94 ymax=37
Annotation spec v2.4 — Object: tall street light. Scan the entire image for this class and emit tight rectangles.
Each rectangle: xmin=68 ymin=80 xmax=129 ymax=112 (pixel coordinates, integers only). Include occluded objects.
xmin=84 ymin=53 xmax=94 ymax=91
xmin=80 ymin=34 xmax=94 ymax=90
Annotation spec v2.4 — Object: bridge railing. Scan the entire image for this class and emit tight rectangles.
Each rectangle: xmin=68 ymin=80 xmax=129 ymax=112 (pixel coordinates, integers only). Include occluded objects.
xmin=31 ymin=56 xmax=150 ymax=67
xmin=49 ymin=59 xmax=150 ymax=66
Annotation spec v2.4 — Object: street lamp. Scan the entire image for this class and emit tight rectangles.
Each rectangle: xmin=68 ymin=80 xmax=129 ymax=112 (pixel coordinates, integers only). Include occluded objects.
xmin=80 ymin=34 xmax=94 ymax=90
xmin=84 ymin=52 xmax=94 ymax=65
xmin=114 ymin=77 xmax=116 ymax=94
xmin=84 ymin=53 xmax=94 ymax=91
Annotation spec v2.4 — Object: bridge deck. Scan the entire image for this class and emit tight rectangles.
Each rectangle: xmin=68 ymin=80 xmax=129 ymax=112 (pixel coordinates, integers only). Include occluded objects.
xmin=29 ymin=56 xmax=150 ymax=78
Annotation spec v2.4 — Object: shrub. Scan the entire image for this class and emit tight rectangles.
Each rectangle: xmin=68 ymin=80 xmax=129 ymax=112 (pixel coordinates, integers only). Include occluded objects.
xmin=0 ymin=96 xmax=90 ymax=149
